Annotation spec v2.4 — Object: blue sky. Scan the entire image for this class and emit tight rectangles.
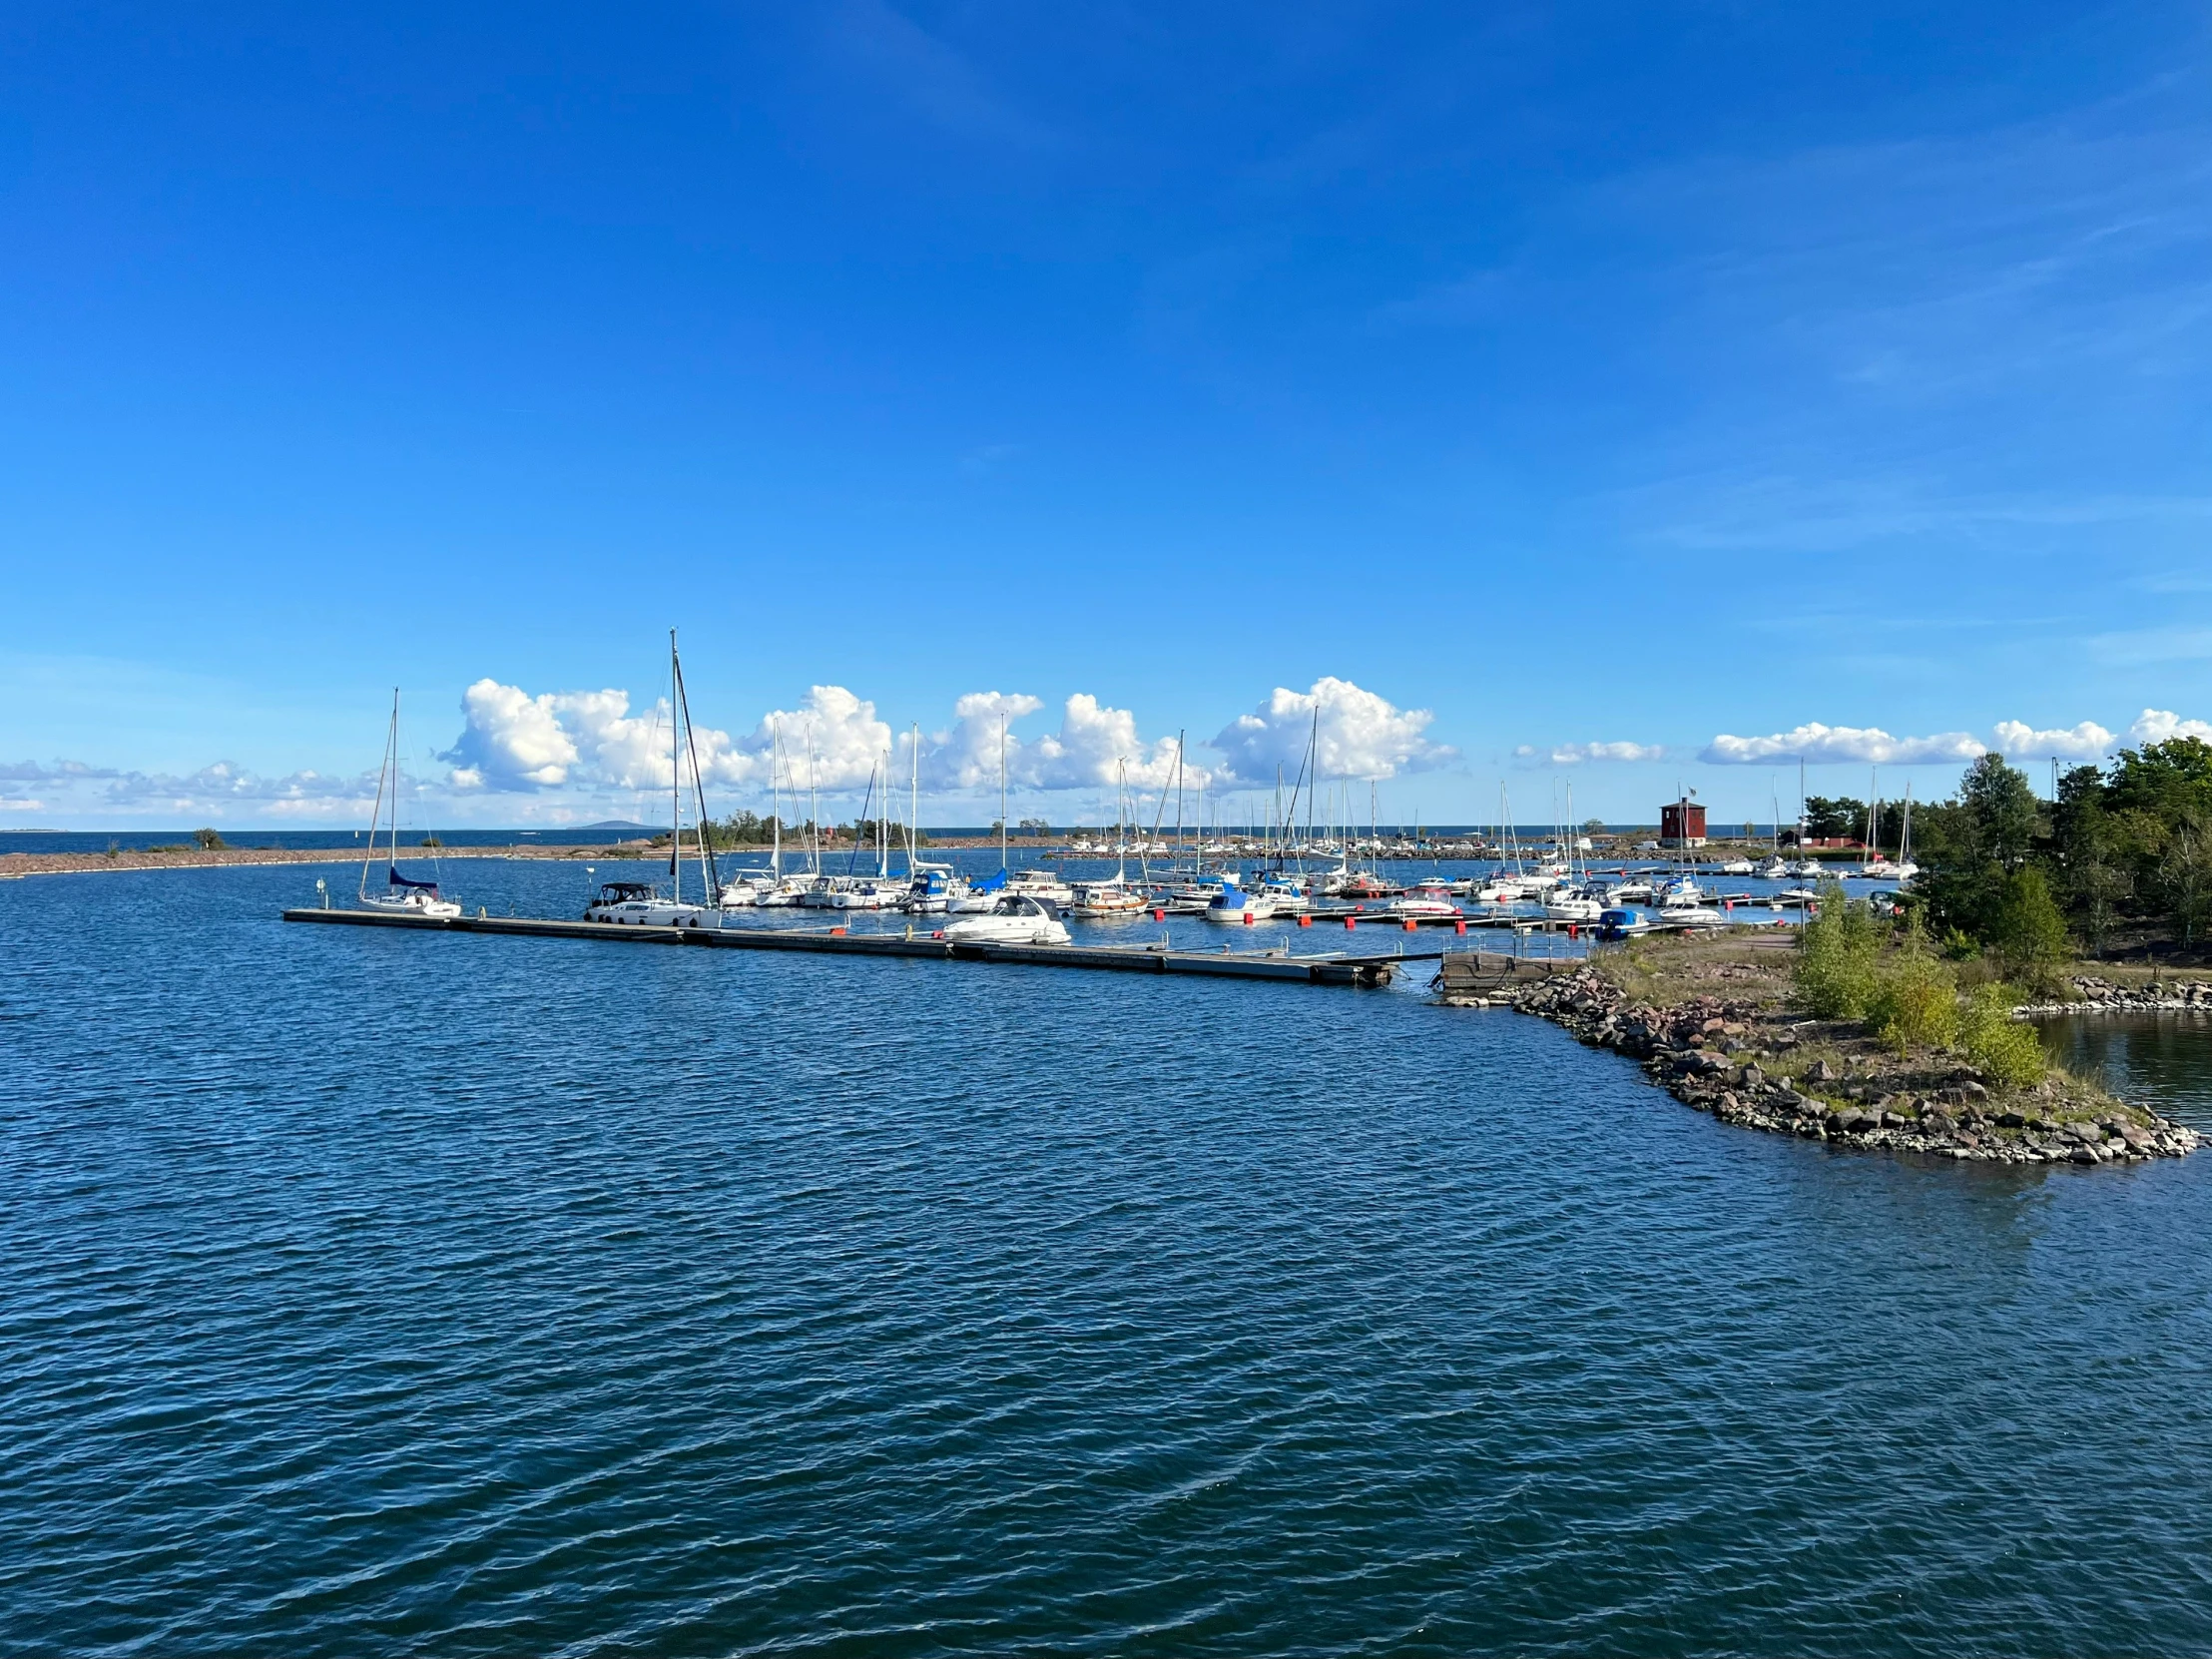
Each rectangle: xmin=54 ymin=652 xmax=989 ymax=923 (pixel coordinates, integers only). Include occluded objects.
xmin=2 ymin=2 xmax=2207 ymax=827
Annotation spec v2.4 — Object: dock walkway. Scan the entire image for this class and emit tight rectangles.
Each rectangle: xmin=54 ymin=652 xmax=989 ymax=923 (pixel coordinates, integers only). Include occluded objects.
xmin=282 ymin=906 xmax=1432 ymax=987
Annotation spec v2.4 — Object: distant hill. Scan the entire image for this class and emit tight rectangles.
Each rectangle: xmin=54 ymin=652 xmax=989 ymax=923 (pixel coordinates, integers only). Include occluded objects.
xmin=566 ymin=821 xmax=663 ymax=836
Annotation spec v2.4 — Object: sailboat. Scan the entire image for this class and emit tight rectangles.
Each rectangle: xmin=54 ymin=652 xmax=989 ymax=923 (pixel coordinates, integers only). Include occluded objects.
xmin=357 ymin=691 xmax=461 ymax=917
xmin=1068 ymin=758 xmax=1148 ymax=916
xmin=585 ymin=632 xmax=718 ymax=927
xmin=950 ymin=713 xmax=1017 ymax=913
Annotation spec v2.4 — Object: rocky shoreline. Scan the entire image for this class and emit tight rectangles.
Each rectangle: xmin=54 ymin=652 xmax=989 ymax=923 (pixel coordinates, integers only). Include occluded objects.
xmin=2012 ymin=975 xmax=2212 ymax=1017
xmin=1445 ymin=966 xmax=2200 ymax=1166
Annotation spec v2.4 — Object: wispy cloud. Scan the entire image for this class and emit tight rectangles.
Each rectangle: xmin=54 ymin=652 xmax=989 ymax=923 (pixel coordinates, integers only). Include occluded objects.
xmin=1514 ymin=741 xmax=1666 ymax=766
xmin=2089 ymin=626 xmax=2212 ymax=667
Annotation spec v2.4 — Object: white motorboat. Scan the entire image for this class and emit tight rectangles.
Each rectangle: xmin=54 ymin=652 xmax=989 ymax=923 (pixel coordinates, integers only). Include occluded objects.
xmin=1543 ymin=886 xmax=1606 ymax=922
xmin=1202 ymin=882 xmax=1279 ymax=923
xmin=716 ymin=874 xmax=764 ymax=907
xmin=1791 ymin=858 xmax=1825 ymax=877
xmin=1757 ymin=856 xmax=1790 ymax=881
xmin=1375 ymin=893 xmax=1459 ymax=917
xmin=1720 ymin=857 xmax=1755 ymax=875
xmin=355 ymin=690 xmax=462 ymax=919
xmin=1255 ymin=874 xmax=1315 ymax=914
xmin=1655 ymin=902 xmax=1729 ymax=929
xmin=1654 ymin=874 xmax=1708 ymax=907
xmin=585 ymin=878 xmax=711 ymax=927
xmin=1007 ymin=867 xmax=1075 ymax=905
xmin=941 ymin=894 xmax=1071 ymax=945
xmin=1607 ymin=878 xmax=1656 ymax=903
xmin=825 ymin=878 xmax=902 ymax=910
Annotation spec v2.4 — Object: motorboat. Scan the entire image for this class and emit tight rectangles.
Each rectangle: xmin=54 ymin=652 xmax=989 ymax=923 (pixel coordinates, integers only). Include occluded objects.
xmin=941 ymin=894 xmax=1071 ymax=945
xmin=1007 ymin=867 xmax=1075 ymax=905
xmin=1757 ymin=856 xmax=1790 ymax=881
xmin=1653 ymin=873 xmax=1708 ymax=907
xmin=716 ymin=870 xmax=766 ymax=907
xmin=903 ymin=864 xmax=965 ymax=914
xmin=1067 ymin=877 xmax=1148 ymax=917
xmin=1374 ymin=893 xmax=1459 ymax=917
xmin=947 ymin=868 xmax=1008 ymax=913
xmin=1255 ymin=873 xmax=1316 ymax=914
xmin=585 ymin=879 xmax=710 ymax=927
xmin=1607 ymin=878 xmax=1656 ymax=903
xmin=1596 ymin=907 xmax=1649 ymax=940
xmin=1543 ymin=884 xmax=1606 ymax=922
xmin=1720 ymin=857 xmax=1755 ymax=875
xmin=825 ymin=878 xmax=902 ymax=910
xmin=1790 ymin=858 xmax=1825 ymax=877
xmin=1655 ymin=901 xmax=1729 ymax=929
xmin=1202 ymin=882 xmax=1279 ymax=923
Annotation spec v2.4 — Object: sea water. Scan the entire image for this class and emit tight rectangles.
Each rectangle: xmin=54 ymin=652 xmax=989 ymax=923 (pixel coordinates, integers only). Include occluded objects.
xmin=3 ymin=861 xmax=2209 ymax=1655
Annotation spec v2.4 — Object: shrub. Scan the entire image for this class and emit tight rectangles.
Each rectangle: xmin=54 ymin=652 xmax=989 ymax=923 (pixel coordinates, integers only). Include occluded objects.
xmin=1957 ymin=983 xmax=2046 ymax=1087
xmin=1793 ymin=879 xmax=1882 ymax=1019
xmin=1987 ymin=867 xmax=2069 ymax=992
xmin=193 ymin=828 xmax=227 ymax=850
xmin=1870 ymin=924 xmax=1958 ymax=1055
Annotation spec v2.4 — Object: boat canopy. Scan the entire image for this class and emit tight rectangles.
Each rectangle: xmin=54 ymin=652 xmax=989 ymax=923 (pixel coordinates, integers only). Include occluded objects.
xmin=387 ymin=867 xmax=441 ymax=891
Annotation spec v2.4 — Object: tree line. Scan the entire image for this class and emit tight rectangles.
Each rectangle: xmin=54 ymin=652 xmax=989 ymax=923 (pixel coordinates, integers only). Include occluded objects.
xmin=1911 ymin=737 xmax=2212 ymax=962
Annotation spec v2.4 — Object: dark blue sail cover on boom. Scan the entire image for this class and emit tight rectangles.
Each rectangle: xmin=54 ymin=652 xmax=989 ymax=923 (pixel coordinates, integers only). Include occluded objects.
xmin=387 ymin=866 xmax=441 ymax=891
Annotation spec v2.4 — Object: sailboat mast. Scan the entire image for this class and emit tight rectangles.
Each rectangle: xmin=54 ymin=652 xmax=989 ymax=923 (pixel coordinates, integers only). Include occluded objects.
xmin=998 ymin=712 xmax=1008 ymax=871
xmin=909 ymin=723 xmax=920 ymax=869
xmin=671 ymin=633 xmax=721 ymax=907
xmin=669 ymin=632 xmax=681 ymax=905
xmin=361 ymin=691 xmax=396 ymax=901
xmin=389 ymin=690 xmax=404 ymax=878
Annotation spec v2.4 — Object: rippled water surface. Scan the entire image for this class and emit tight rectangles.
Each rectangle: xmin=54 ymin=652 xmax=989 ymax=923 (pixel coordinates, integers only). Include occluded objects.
xmin=6 ymin=862 xmax=2212 ymax=1656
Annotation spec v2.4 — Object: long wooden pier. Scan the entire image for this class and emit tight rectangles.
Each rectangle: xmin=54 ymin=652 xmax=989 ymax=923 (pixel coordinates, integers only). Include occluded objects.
xmin=281 ymin=906 xmax=1431 ymax=986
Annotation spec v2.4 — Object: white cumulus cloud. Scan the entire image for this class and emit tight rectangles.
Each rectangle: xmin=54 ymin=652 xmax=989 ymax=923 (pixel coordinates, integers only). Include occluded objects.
xmin=2127 ymin=709 xmax=2212 ymax=746
xmin=917 ymin=692 xmax=1194 ymax=795
xmin=1210 ymin=677 xmax=1453 ymax=784
xmin=754 ymin=686 xmax=895 ymax=796
xmin=1990 ymin=721 xmax=2115 ymax=760
xmin=1701 ymin=723 xmax=1988 ymax=766
xmin=921 ymin=691 xmax=1047 ymax=793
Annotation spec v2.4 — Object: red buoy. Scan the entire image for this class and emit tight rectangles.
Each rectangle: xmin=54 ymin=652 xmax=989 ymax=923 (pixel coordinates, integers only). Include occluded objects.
xmin=1299 ymin=913 xmax=1312 ymax=927
xmin=1244 ymin=912 xmax=1254 ymax=924
xmin=1403 ymin=918 xmax=1417 ymax=931
xmin=1454 ymin=919 xmax=1466 ymax=935
xmin=1345 ymin=916 xmax=1357 ymax=930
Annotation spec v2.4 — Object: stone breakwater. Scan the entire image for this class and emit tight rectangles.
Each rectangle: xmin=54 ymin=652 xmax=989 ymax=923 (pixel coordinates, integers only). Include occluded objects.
xmin=1454 ymin=968 xmax=2200 ymax=1166
xmin=2013 ymin=975 xmax=2212 ymax=1017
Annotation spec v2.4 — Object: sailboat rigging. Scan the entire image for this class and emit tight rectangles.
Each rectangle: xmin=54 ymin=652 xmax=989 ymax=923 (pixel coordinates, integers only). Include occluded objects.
xmin=358 ymin=690 xmax=460 ymax=917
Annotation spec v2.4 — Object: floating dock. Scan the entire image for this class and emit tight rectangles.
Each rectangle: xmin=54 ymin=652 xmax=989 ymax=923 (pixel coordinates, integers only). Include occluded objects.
xmin=282 ymin=906 xmax=1431 ymax=987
